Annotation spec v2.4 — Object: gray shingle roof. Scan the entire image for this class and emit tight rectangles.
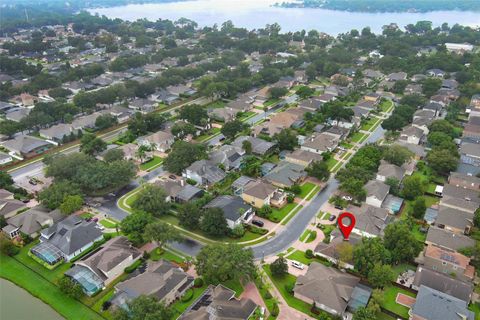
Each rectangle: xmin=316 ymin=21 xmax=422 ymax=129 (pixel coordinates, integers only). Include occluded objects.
xmin=204 ymin=195 xmax=251 ymax=223
xmin=365 ymin=180 xmax=390 ymax=201
xmin=411 ymin=285 xmax=474 ymax=320
xmin=426 ymin=227 xmax=475 ymax=251
xmin=413 ymin=267 xmax=473 ymax=303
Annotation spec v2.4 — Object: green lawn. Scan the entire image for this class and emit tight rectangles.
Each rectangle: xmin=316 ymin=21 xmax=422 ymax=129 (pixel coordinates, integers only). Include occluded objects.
xmin=195 ymin=127 xmax=221 ymax=142
xmin=270 ymin=203 xmax=297 ymax=222
xmin=150 ymin=248 xmax=185 ymax=264
xmin=299 ymin=230 xmax=310 ymax=242
xmin=79 ymin=212 xmax=94 ymax=220
xmin=263 ymin=266 xmax=321 ymax=318
xmin=281 ymin=205 xmax=303 ymax=225
xmin=99 ymin=219 xmax=117 ymax=229
xmin=206 ymin=100 xmax=226 ymax=109
xmin=468 ymin=302 xmax=480 ymax=320
xmin=171 ymin=284 xmax=208 ymax=318
xmin=360 ymin=117 xmax=380 ymax=131
xmin=380 ymin=286 xmax=416 ymax=319
xmin=139 ymin=156 xmax=163 ymax=171
xmin=297 ymin=182 xmax=317 ymax=199
xmin=350 ymin=132 xmax=367 ymax=143
xmin=0 ymin=254 xmax=104 ymax=320
xmin=392 ymin=263 xmax=417 ymax=277
xmin=401 ymin=195 xmax=439 ymax=220
xmin=380 ymin=100 xmax=394 ymax=113
xmin=326 ymin=157 xmax=339 ymax=171
xmin=238 ymin=111 xmax=256 ymax=121
xmin=287 ymin=250 xmax=313 ymax=265
xmin=340 ymin=142 xmax=353 ymax=149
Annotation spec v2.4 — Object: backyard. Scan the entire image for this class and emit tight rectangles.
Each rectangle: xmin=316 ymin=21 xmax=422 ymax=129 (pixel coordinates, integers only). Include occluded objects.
xmin=380 ymin=286 xmax=416 ymax=319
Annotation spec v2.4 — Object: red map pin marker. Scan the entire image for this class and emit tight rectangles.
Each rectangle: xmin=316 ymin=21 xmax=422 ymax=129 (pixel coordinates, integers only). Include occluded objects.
xmin=338 ymin=212 xmax=356 ymax=240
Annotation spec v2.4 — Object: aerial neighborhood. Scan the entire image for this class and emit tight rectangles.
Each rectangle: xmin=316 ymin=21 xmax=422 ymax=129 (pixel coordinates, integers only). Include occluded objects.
xmin=0 ymin=5 xmax=480 ymax=320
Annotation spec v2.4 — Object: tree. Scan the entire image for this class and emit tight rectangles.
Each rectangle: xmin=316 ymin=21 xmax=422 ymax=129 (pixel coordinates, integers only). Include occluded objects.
xmin=38 ymin=181 xmax=82 ymax=210
xmin=0 ymin=235 xmax=19 ymax=256
xmin=412 ymin=197 xmax=426 ymax=219
xmin=367 ymin=263 xmax=394 ymax=288
xmin=336 ymin=242 xmax=354 ymax=266
xmin=381 ymin=114 xmax=407 ymax=131
xmin=270 ymin=257 xmax=288 ymax=277
xmin=58 ymin=277 xmax=84 ymax=299
xmin=0 ymin=171 xmax=14 ymax=189
xmin=200 ymin=207 xmax=229 ymax=237
xmin=112 ymin=295 xmax=173 ymax=320
xmin=242 ymin=140 xmax=252 ymax=155
xmin=383 ymin=145 xmax=413 ymax=166
xmin=422 ymin=78 xmax=442 ymax=97
xmin=221 ymin=120 xmax=245 ymax=139
xmin=474 ymin=208 xmax=480 ymax=228
xmin=401 ymin=175 xmax=424 ymax=200
xmin=295 ymin=86 xmax=315 ymax=98
xmin=103 ymin=149 xmax=125 ymax=162
xmin=80 ymin=133 xmax=107 ymax=156
xmin=178 ymin=202 xmax=202 ymax=229
xmin=120 ymin=211 xmax=153 ymax=245
xmin=426 ymin=149 xmax=458 ymax=175
xmin=273 ymin=128 xmax=298 ymax=151
xmin=385 ymin=177 xmax=400 ymax=196
xmin=59 ymin=195 xmax=84 ymax=215
xmin=268 ymin=87 xmax=288 ymax=99
xmin=164 ymin=141 xmax=207 ymax=175
xmin=144 ymin=222 xmax=181 ymax=248
xmin=195 ymin=244 xmax=255 ymax=284
xmin=132 ymin=184 xmax=170 ymax=217
xmin=428 ymin=119 xmax=455 ymax=137
xmin=353 ymin=237 xmax=390 ymax=277
xmin=178 ymin=104 xmax=208 ymax=126
xmin=306 ymin=161 xmax=330 ymax=181
xmin=384 ymin=221 xmax=423 ymax=263
xmin=95 ymin=114 xmax=118 ymax=130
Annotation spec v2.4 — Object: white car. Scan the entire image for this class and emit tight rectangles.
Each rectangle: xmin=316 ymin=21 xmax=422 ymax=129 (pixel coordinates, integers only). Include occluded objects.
xmin=291 ymin=261 xmax=305 ymax=270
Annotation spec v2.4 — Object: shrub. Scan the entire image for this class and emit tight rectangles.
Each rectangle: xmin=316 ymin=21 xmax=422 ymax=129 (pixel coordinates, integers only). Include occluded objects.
xmin=286 ymin=194 xmax=295 ymax=203
xmin=289 ymin=184 xmax=301 ymax=195
xmin=103 ymin=233 xmax=113 ymax=241
xmin=186 ymin=178 xmax=197 ymax=185
xmin=194 ymin=278 xmax=204 ymax=287
xmin=305 ymin=249 xmax=314 ymax=259
xmin=231 ymin=224 xmax=245 ymax=238
xmin=271 ymin=303 xmax=279 ymax=316
xmin=181 ymin=289 xmax=194 ymax=302
xmin=247 ymin=225 xmax=268 ymax=235
xmin=263 ymin=291 xmax=272 ymax=299
xmin=102 ymin=301 xmax=111 ymax=311
xmin=284 ymin=283 xmax=295 ymax=294
xmin=124 ymin=260 xmax=142 ymax=273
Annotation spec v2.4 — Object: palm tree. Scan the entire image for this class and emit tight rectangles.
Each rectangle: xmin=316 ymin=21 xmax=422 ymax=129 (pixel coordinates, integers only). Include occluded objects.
xmin=136 ymin=145 xmax=150 ymax=163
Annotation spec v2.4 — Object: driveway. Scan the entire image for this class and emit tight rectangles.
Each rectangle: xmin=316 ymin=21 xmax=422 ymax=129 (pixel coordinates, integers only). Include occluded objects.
xmin=239 ymin=282 xmax=268 ymax=317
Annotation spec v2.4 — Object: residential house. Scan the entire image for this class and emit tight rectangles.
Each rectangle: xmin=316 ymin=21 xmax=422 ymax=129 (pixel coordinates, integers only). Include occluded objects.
xmin=231 ymin=176 xmax=256 ymax=195
xmin=284 ymin=149 xmax=324 ymax=167
xmin=2 ymin=134 xmax=54 ymax=158
xmin=412 ymin=267 xmax=473 ymax=303
xmin=350 ymin=204 xmax=392 ymax=238
xmin=179 ymin=284 xmax=257 ymax=320
xmin=463 ymin=116 xmax=480 ymax=141
xmin=241 ymin=180 xmax=285 ymax=208
xmin=31 ymin=215 xmax=103 ymax=265
xmin=404 ymin=83 xmax=423 ymax=95
xmin=316 ymin=93 xmax=337 ymax=104
xmin=39 ymin=123 xmax=74 ymax=142
xmin=5 ymin=108 xmax=31 ymax=122
xmin=166 ymin=84 xmax=196 ymax=97
xmin=394 ymin=141 xmax=426 ymax=160
xmin=363 ymin=69 xmax=384 ymax=80
xmin=376 ymin=160 xmax=405 ymax=182
xmin=209 ymin=144 xmax=245 ymax=171
xmin=293 ymin=262 xmax=361 ymax=317
xmin=150 ymin=89 xmax=179 ymax=105
xmin=264 ymin=161 xmax=307 ymax=188
xmin=137 ymin=130 xmax=175 ymax=153
xmin=412 ymin=74 xmax=428 ymax=82
xmin=425 ymin=227 xmax=475 ymax=251
xmin=0 ymin=152 xmax=13 ymax=165
xmin=460 ymin=143 xmax=480 ymax=166
xmin=208 ymin=107 xmax=237 ymax=122
xmin=253 ymin=107 xmax=308 ymax=137
xmin=112 ymin=260 xmax=193 ymax=308
xmin=399 ymin=125 xmax=424 ymax=145
xmin=299 ymin=98 xmax=322 ymax=111
xmin=301 ymin=133 xmax=339 ymax=155
xmin=448 ymin=172 xmax=480 ymax=191
xmin=435 ymin=205 xmax=474 ymax=235
xmin=314 ymin=229 xmax=362 ymax=269
xmin=442 ymin=183 xmax=480 ymax=205
xmin=416 ymin=243 xmax=475 ymax=283
xmin=2 ymin=206 xmax=62 ymax=239
xmin=128 ymin=98 xmax=156 ymax=113
xmin=445 ymin=42 xmax=474 ymax=54
xmin=440 ymin=196 xmax=478 ymax=215
xmin=0 ymin=190 xmax=26 ymax=219
xmin=204 ymin=195 xmax=254 ymax=229
xmin=232 ymin=136 xmax=276 ymax=156
xmin=66 ymin=237 xmax=141 ymax=295
xmin=423 ymin=102 xmax=443 ymax=116
xmin=175 ymin=184 xmax=204 ymax=203
xmin=364 ymin=180 xmax=390 ymax=208
xmin=387 ymin=72 xmax=407 ymax=81
xmin=182 ymin=159 xmax=226 ymax=187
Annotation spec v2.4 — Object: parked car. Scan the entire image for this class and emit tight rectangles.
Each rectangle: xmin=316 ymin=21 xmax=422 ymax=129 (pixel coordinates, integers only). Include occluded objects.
xmin=252 ymin=219 xmax=264 ymax=227
xmin=342 ymin=195 xmax=352 ymax=201
xmin=291 ymin=261 xmax=305 ymax=270
xmin=92 ymin=217 xmax=99 ymax=222
xmin=334 ymin=204 xmax=343 ymax=210
xmin=169 ymin=175 xmax=176 ymax=180
xmin=329 ymin=215 xmax=336 ymax=222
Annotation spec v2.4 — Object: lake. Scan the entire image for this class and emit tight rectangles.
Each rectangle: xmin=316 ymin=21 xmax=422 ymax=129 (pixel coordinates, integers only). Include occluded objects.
xmin=90 ymin=0 xmax=480 ymax=34
xmin=0 ymin=279 xmax=64 ymax=320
